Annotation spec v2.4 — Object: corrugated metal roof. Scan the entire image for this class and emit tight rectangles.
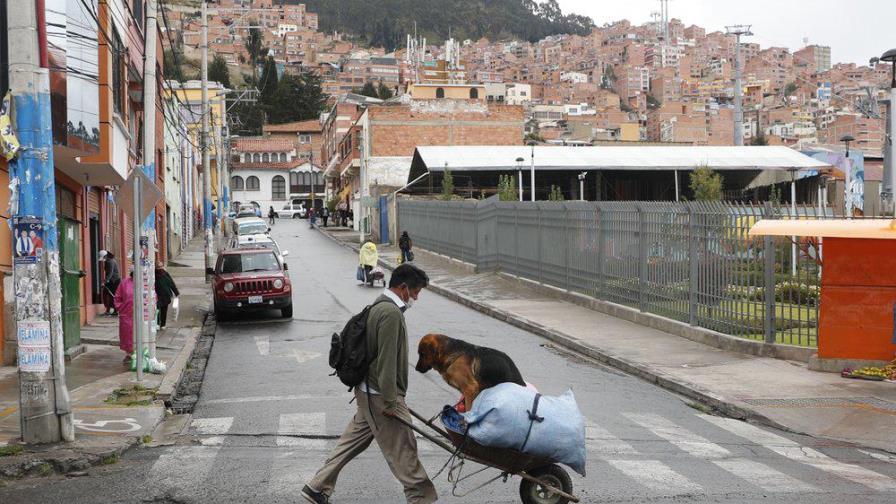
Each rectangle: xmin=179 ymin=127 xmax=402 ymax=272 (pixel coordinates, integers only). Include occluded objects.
xmin=750 ymin=219 xmax=896 ymax=239
xmin=412 ymin=146 xmax=831 ymax=172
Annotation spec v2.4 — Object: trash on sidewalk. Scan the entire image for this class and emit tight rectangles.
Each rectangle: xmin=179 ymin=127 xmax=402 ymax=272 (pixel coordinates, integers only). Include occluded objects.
xmin=841 ymin=357 xmax=896 ymax=381
xmin=130 ymin=348 xmax=168 ymax=374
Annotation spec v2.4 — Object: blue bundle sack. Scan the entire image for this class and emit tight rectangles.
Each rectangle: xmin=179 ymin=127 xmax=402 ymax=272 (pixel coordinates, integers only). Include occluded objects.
xmin=462 ymin=383 xmax=586 ymax=476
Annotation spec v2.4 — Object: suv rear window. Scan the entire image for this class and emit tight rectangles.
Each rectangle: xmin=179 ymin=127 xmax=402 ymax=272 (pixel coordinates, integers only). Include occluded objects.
xmin=220 ymin=252 xmax=280 ymax=273
xmin=237 ymin=222 xmax=268 ymax=235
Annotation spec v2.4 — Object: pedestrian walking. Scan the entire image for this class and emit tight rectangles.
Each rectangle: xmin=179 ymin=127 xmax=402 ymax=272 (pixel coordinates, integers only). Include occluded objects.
xmin=100 ymin=250 xmax=121 ymax=316
xmin=154 ymin=262 xmax=180 ymax=330
xmin=308 ymin=207 xmax=316 ymax=229
xmin=114 ymin=268 xmax=135 ymax=362
xmin=321 ymin=206 xmax=330 ymax=227
xmin=398 ymin=231 xmax=413 ymax=264
xmin=268 ymin=206 xmax=277 ymax=226
xmin=347 ymin=209 xmax=354 ymax=227
xmin=359 ymin=240 xmax=378 ymax=285
xmin=303 ymin=264 xmax=437 ymax=504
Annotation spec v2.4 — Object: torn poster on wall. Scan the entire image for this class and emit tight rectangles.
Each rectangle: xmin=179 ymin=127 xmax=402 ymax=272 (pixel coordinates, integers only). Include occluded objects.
xmin=13 ymin=217 xmax=45 ymax=265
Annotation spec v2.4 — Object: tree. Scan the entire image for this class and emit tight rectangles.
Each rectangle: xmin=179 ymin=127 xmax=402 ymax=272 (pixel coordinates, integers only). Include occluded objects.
xmin=356 ymin=81 xmax=378 ymax=98
xmin=498 ymin=174 xmax=519 ymax=201
xmin=548 ymin=185 xmax=565 ymax=201
xmin=244 ymin=26 xmax=264 ymax=82
xmin=208 ymin=54 xmax=231 ymax=89
xmin=441 ymin=169 xmax=455 ymax=200
xmin=377 ymin=82 xmax=394 ymax=100
xmin=750 ymin=132 xmax=769 ymax=145
xmin=784 ymin=82 xmax=798 ymax=97
xmin=163 ymin=49 xmax=185 ymax=82
xmin=646 ymin=93 xmax=661 ymax=109
xmin=689 ymin=165 xmax=724 ymax=201
xmin=267 ymin=71 xmax=329 ymax=124
xmin=259 ymin=56 xmax=279 ymax=108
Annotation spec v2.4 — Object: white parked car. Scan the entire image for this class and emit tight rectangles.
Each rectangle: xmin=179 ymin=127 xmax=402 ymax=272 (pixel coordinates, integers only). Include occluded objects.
xmin=229 ymin=233 xmax=289 ymax=264
xmin=276 ymin=201 xmax=307 ymax=219
xmin=233 ymin=217 xmax=269 ymax=236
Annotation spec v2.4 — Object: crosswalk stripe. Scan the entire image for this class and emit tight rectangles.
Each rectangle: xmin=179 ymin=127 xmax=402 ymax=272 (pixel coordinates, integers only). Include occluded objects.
xmin=713 ymin=458 xmax=818 ymax=493
xmin=585 ymin=419 xmax=638 ymax=455
xmin=277 ymin=412 xmax=328 ymax=449
xmin=698 ymin=414 xmax=896 ymax=492
xmin=269 ymin=450 xmax=318 ymax=496
xmin=254 ymin=335 xmax=270 ymax=356
xmin=606 ymin=459 xmax=703 ymax=493
xmin=191 ymin=416 xmax=234 ymax=435
xmin=624 ymin=412 xmax=729 ymax=459
xmin=149 ymin=446 xmax=221 ymax=489
xmin=860 ymin=450 xmax=896 ymax=464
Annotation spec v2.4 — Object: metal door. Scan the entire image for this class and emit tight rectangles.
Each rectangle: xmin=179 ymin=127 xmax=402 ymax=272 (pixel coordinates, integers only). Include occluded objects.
xmin=58 ymin=218 xmax=81 ymax=350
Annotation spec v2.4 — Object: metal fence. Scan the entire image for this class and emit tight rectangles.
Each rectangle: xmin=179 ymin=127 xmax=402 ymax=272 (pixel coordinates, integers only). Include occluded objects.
xmin=398 ymin=198 xmax=834 ymax=348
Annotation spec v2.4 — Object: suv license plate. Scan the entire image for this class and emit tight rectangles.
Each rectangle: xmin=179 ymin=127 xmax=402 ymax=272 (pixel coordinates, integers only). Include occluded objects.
xmin=248 ymin=295 xmax=263 ymax=304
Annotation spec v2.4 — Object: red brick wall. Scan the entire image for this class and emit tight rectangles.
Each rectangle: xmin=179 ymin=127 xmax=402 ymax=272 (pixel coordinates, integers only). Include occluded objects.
xmin=368 ymin=104 xmax=524 ymax=157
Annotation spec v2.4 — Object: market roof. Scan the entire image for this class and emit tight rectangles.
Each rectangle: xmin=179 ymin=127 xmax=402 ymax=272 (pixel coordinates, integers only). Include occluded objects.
xmin=749 ymin=219 xmax=896 ymax=240
xmin=410 ymin=146 xmax=830 ymax=173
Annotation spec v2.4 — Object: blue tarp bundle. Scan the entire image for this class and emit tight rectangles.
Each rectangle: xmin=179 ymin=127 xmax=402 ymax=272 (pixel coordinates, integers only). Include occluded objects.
xmin=453 ymin=383 xmax=586 ymax=476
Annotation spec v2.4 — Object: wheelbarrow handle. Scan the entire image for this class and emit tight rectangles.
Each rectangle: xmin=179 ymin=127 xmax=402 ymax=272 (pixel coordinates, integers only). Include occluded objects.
xmin=392 ymin=413 xmax=457 ymax=454
xmin=407 ymin=407 xmax=453 ymax=439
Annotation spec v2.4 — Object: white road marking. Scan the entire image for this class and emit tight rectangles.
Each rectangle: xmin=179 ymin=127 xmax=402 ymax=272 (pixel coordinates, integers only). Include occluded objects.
xmin=606 ymin=459 xmax=703 ymax=494
xmin=713 ymin=458 xmax=818 ymax=493
xmin=254 ymin=335 xmax=270 ymax=356
xmin=203 ymin=394 xmax=329 ymax=405
xmin=860 ymin=450 xmax=896 ymax=464
xmin=198 ymin=436 xmax=226 ymax=447
xmin=277 ymin=412 xmax=328 ymax=449
xmin=149 ymin=446 xmax=221 ymax=491
xmin=699 ymin=414 xmax=896 ymax=492
xmin=191 ymin=417 xmax=234 ymax=435
xmin=294 ymin=350 xmax=322 ymax=364
xmin=585 ymin=419 xmax=638 ymax=455
xmin=624 ymin=412 xmax=729 ymax=459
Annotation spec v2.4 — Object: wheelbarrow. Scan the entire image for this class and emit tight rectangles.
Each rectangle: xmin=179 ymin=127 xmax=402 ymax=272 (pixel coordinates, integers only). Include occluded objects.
xmin=396 ymin=407 xmax=580 ymax=504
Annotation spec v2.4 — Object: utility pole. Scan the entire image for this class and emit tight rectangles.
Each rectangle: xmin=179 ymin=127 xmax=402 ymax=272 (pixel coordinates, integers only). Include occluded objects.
xmin=142 ymin=0 xmax=159 ymax=361
xmin=8 ymin=0 xmax=74 ymax=443
xmin=201 ymin=0 xmax=213 ymax=279
xmin=726 ymin=25 xmax=753 ymax=146
xmin=881 ymin=49 xmax=896 ymax=216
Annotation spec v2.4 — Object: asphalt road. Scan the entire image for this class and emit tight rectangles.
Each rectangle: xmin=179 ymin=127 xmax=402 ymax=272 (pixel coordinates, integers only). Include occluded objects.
xmin=3 ymin=218 xmax=896 ymax=503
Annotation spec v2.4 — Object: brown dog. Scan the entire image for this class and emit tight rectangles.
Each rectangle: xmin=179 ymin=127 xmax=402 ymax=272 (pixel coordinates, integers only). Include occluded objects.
xmin=415 ymin=334 xmax=526 ymax=410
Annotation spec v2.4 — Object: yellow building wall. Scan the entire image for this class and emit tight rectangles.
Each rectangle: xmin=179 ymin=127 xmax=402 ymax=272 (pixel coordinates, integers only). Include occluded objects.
xmin=620 ymin=123 xmax=640 ymax=142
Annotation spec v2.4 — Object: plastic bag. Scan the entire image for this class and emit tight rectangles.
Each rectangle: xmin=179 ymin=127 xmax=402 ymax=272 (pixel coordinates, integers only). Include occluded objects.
xmin=172 ymin=297 xmax=180 ymax=322
xmin=462 ymin=383 xmax=587 ymax=476
xmin=130 ymin=347 xmax=167 ymax=374
xmin=356 ymin=266 xmax=365 ymax=281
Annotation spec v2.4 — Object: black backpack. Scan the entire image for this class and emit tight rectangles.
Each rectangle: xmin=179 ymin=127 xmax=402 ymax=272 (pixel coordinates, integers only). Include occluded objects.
xmin=329 ymin=300 xmax=390 ymax=388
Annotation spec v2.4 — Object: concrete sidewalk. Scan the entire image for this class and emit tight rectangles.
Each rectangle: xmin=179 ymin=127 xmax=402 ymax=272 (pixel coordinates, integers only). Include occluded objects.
xmin=0 ymin=236 xmax=212 ymax=480
xmin=321 ymin=226 xmax=896 ymax=453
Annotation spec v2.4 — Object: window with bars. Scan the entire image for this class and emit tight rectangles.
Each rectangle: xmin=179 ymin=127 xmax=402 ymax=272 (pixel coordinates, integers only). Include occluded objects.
xmin=246 ymin=176 xmax=260 ymax=191
xmin=231 ymin=176 xmax=244 ymax=191
xmin=272 ymin=175 xmax=286 ymax=200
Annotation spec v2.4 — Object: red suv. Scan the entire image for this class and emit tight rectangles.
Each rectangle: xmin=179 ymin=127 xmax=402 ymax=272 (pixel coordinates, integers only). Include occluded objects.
xmin=208 ymin=248 xmax=293 ymax=319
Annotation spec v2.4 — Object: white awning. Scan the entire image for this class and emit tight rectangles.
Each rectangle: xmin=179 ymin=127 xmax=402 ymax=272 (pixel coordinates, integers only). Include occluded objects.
xmin=411 ymin=146 xmax=831 ymax=172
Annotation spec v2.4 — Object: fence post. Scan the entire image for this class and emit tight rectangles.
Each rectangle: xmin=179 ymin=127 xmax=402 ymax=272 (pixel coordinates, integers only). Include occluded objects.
xmin=763 ymin=202 xmax=777 ymax=343
xmin=638 ymin=203 xmax=647 ymax=312
xmin=596 ymin=203 xmax=604 ymax=299
xmin=515 ymin=205 xmax=520 ymax=276
xmin=565 ymin=203 xmax=571 ymax=290
xmin=688 ymin=204 xmax=698 ymax=325
xmin=538 ymin=204 xmax=543 ymax=283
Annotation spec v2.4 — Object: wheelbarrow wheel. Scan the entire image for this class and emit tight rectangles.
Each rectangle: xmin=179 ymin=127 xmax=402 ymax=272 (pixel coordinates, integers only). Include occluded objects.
xmin=519 ymin=464 xmax=572 ymax=504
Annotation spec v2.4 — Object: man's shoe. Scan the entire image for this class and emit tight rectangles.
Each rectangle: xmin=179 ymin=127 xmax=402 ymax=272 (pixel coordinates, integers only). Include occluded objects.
xmin=301 ymin=485 xmax=329 ymax=504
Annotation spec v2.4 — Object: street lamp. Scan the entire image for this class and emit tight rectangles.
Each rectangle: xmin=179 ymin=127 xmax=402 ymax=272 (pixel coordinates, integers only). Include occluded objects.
xmin=515 ymin=157 xmax=525 ymax=202
xmin=881 ymin=48 xmax=896 ymax=216
xmin=840 ymin=134 xmax=854 ymax=159
xmin=527 ymin=141 xmax=537 ymax=202
xmin=577 ymin=172 xmax=587 ymax=201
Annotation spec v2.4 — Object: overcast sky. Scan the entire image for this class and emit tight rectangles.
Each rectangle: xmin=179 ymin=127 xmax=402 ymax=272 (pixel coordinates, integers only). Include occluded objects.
xmin=557 ymin=0 xmax=894 ymax=66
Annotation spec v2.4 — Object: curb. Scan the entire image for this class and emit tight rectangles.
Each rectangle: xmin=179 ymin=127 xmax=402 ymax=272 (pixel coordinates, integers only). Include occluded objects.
xmin=0 ymin=317 xmax=210 ymax=483
xmin=316 ymin=229 xmax=799 ymax=435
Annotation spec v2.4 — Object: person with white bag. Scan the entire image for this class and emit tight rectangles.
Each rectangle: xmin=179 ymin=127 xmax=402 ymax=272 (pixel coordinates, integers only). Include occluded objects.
xmin=154 ymin=261 xmax=180 ymax=330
